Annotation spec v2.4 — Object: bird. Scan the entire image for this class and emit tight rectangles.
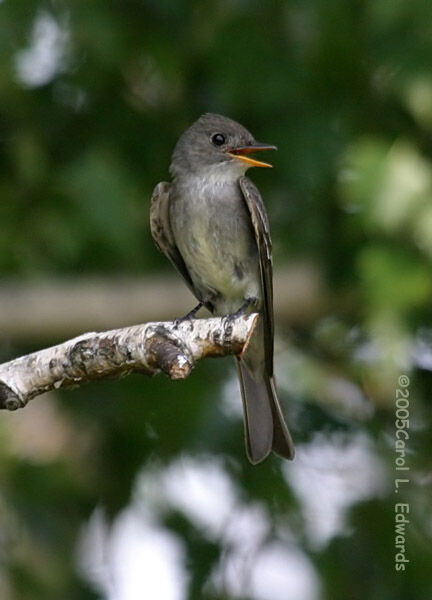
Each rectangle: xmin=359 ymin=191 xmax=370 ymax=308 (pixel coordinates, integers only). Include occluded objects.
xmin=150 ymin=113 xmax=294 ymax=463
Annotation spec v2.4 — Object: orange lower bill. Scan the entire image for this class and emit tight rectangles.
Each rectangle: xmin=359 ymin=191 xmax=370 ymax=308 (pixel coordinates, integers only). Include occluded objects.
xmin=226 ymin=144 xmax=276 ymax=168
xmin=226 ymin=152 xmax=273 ymax=168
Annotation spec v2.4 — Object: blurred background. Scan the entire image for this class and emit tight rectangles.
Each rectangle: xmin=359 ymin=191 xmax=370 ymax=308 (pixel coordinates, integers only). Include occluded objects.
xmin=1 ymin=1 xmax=431 ymax=598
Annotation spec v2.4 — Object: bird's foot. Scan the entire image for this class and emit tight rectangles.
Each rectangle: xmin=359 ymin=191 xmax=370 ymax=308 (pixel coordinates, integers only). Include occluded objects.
xmin=230 ymin=297 xmax=259 ymax=319
xmin=222 ymin=298 xmax=259 ymax=336
xmin=174 ymin=301 xmax=204 ymax=329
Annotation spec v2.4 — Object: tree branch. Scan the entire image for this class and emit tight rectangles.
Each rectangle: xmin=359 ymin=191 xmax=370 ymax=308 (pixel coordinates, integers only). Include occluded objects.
xmin=0 ymin=315 xmax=258 ymax=411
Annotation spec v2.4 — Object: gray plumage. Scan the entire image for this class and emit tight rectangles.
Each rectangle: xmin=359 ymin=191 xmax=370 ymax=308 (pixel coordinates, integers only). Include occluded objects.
xmin=150 ymin=113 xmax=294 ymax=463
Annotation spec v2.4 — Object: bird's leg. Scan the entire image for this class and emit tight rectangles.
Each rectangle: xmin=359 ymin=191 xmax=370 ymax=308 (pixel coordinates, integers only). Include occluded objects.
xmin=182 ymin=301 xmax=204 ymax=320
xmin=230 ymin=297 xmax=259 ymax=319
xmin=222 ymin=298 xmax=258 ymax=338
xmin=174 ymin=301 xmax=206 ymax=329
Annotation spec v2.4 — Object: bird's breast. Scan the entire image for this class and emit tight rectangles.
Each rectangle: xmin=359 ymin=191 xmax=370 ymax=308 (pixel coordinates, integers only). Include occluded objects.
xmin=169 ymin=178 xmax=260 ymax=311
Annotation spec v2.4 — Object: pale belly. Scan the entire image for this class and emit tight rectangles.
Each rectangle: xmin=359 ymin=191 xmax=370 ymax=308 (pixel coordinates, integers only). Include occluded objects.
xmin=169 ymin=180 xmax=261 ymax=314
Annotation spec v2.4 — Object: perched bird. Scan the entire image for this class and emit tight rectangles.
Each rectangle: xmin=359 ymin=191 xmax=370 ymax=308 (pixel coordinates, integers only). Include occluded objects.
xmin=150 ymin=113 xmax=294 ymax=463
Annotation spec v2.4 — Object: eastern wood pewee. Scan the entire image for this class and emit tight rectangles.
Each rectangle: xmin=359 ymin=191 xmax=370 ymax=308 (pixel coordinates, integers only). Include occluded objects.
xmin=150 ymin=113 xmax=294 ymax=463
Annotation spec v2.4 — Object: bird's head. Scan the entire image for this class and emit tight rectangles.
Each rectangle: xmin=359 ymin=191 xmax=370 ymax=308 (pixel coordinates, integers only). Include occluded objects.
xmin=170 ymin=113 xmax=277 ymax=179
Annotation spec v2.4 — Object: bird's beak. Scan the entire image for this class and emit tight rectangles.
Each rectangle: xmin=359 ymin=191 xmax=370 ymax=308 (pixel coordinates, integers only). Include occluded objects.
xmin=226 ymin=142 xmax=277 ymax=168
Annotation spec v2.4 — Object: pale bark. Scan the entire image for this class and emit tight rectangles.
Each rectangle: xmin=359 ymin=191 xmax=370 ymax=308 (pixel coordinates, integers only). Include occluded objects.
xmin=0 ymin=315 xmax=258 ymax=410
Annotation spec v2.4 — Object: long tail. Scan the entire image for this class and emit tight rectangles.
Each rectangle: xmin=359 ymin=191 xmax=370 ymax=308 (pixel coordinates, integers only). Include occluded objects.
xmin=236 ymin=358 xmax=295 ymax=464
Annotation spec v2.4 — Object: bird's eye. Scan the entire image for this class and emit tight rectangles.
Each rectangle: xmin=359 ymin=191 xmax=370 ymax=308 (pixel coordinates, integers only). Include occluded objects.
xmin=211 ymin=133 xmax=226 ymax=146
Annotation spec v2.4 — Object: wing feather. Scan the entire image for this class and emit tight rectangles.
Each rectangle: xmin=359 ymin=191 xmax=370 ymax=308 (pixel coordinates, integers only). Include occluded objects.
xmin=238 ymin=176 xmax=274 ymax=374
xmin=150 ymin=181 xmax=196 ymax=295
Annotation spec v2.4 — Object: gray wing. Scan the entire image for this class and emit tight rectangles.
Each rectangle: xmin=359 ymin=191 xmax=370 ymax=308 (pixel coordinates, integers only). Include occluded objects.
xmin=239 ymin=176 xmax=294 ymax=461
xmin=238 ymin=176 xmax=274 ymax=375
xmin=150 ymin=181 xmax=196 ymax=296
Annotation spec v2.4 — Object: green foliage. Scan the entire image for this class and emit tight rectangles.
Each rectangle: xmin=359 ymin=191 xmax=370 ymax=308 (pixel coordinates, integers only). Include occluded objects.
xmin=0 ymin=0 xmax=431 ymax=598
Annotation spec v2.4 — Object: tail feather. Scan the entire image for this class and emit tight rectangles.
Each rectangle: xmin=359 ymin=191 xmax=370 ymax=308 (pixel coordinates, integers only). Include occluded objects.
xmin=236 ymin=359 xmax=294 ymax=463
xmin=236 ymin=359 xmax=273 ymax=463
xmin=269 ymin=376 xmax=295 ymax=460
